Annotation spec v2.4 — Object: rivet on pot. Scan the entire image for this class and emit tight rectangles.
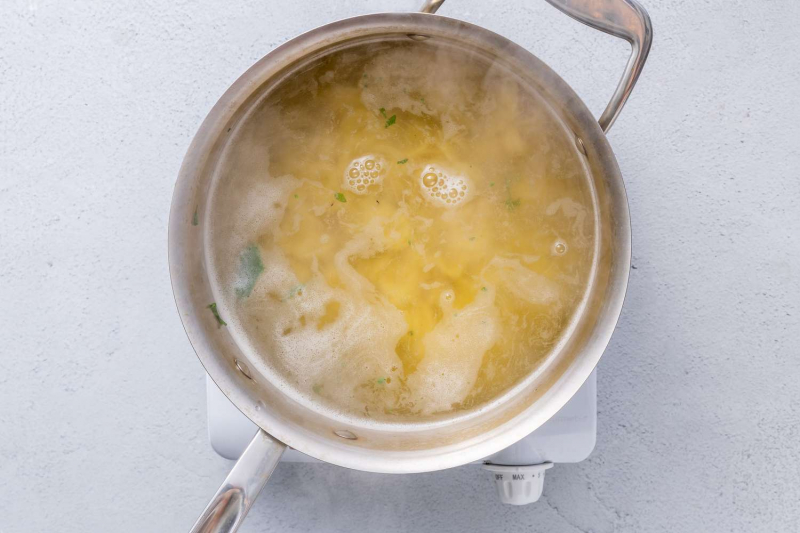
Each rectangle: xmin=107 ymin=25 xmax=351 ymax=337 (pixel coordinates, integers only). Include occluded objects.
xmin=334 ymin=429 xmax=357 ymax=440
xmin=235 ymin=359 xmax=253 ymax=380
xmin=576 ymin=136 xmax=587 ymax=156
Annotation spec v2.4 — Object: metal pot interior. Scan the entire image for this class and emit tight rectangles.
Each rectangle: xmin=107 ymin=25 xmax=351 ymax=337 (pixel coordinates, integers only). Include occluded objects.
xmin=169 ymin=12 xmax=630 ymax=473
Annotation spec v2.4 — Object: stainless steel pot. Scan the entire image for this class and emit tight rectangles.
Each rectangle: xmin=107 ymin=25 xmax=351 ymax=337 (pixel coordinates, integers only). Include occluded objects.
xmin=169 ymin=1 xmax=651 ymax=531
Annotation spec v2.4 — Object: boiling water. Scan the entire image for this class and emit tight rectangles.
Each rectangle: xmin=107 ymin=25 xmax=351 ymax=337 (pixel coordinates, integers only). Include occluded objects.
xmin=208 ymin=40 xmax=596 ymax=421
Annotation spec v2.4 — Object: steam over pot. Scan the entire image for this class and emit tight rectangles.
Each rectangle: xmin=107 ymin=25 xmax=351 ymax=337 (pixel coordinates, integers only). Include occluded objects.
xmin=169 ymin=1 xmax=652 ymax=531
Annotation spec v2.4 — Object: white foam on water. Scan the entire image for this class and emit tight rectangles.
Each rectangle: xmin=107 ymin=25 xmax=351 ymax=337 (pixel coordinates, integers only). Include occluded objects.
xmin=407 ymin=287 xmax=500 ymax=414
xmin=230 ymin=219 xmax=408 ymax=416
xmin=344 ymin=155 xmax=386 ymax=195
xmin=227 ymin=174 xmax=297 ymax=254
xmin=419 ymin=165 xmax=471 ymax=208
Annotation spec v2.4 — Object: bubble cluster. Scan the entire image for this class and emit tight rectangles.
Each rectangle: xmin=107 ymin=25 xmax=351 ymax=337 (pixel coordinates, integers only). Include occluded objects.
xmin=344 ymin=155 xmax=385 ymax=194
xmin=419 ymin=165 xmax=469 ymax=207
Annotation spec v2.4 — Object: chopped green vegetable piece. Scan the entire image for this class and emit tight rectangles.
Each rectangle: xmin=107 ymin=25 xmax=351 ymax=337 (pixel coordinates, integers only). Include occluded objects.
xmin=407 ymin=239 xmax=412 ymax=246
xmin=234 ymin=245 xmax=264 ymax=298
xmin=397 ymin=158 xmax=408 ymax=164
xmin=505 ymin=198 xmax=521 ymax=211
xmin=420 ymin=97 xmax=425 ymax=104
xmin=312 ymin=384 xmax=323 ymax=394
xmin=294 ymin=194 xmax=299 ymax=199
xmin=192 ymin=206 xmax=199 ymax=226
xmin=385 ymin=115 xmax=396 ymax=128
xmin=379 ymin=107 xmax=387 ymax=118
xmin=334 ymin=192 xmax=347 ymax=203
xmin=207 ymin=303 xmax=226 ymax=327
xmin=377 ymin=377 xmax=386 ymax=384
xmin=481 ymin=286 xmax=487 ymax=292
xmin=490 ymin=182 xmax=495 ymax=187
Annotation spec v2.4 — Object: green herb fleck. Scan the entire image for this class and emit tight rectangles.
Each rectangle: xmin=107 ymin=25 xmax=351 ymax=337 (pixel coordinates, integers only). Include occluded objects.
xmin=294 ymin=194 xmax=299 ymax=199
xmin=207 ymin=303 xmax=226 ymax=327
xmin=334 ymin=192 xmax=347 ymax=203
xmin=407 ymin=239 xmax=412 ymax=246
xmin=379 ymin=107 xmax=387 ymax=118
xmin=234 ymin=245 xmax=264 ymax=298
xmin=312 ymin=384 xmax=323 ymax=394
xmin=377 ymin=377 xmax=386 ymax=384
xmin=385 ymin=115 xmax=396 ymax=128
xmin=408 ymin=330 xmax=414 ymax=336
xmin=469 ymin=236 xmax=476 ymax=242
xmin=283 ymin=284 xmax=305 ymax=301
xmin=505 ymin=198 xmax=521 ymax=211
xmin=481 ymin=286 xmax=487 ymax=292
xmin=420 ymin=97 xmax=425 ymax=104
xmin=192 ymin=206 xmax=199 ymax=226
xmin=490 ymin=182 xmax=495 ymax=187
xmin=397 ymin=158 xmax=408 ymax=164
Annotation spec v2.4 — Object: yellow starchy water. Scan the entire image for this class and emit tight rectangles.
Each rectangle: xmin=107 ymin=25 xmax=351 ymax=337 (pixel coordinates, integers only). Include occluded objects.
xmin=209 ymin=40 xmax=596 ymax=421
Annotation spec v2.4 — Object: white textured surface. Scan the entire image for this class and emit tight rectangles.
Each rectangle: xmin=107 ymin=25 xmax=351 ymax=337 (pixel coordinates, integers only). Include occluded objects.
xmin=1 ymin=0 xmax=799 ymax=531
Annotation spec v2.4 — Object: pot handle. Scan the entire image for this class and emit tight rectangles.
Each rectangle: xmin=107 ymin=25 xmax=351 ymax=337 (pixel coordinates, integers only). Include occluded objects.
xmin=420 ymin=0 xmax=653 ymax=133
xmin=190 ymin=430 xmax=287 ymax=533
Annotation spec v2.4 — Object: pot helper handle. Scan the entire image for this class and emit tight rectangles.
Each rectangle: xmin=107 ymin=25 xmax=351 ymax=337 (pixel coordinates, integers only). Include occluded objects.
xmin=190 ymin=430 xmax=286 ymax=533
xmin=420 ymin=0 xmax=653 ymax=133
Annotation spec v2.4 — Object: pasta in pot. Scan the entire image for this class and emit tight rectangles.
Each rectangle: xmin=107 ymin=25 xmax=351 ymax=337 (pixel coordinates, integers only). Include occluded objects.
xmin=208 ymin=40 xmax=596 ymax=421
